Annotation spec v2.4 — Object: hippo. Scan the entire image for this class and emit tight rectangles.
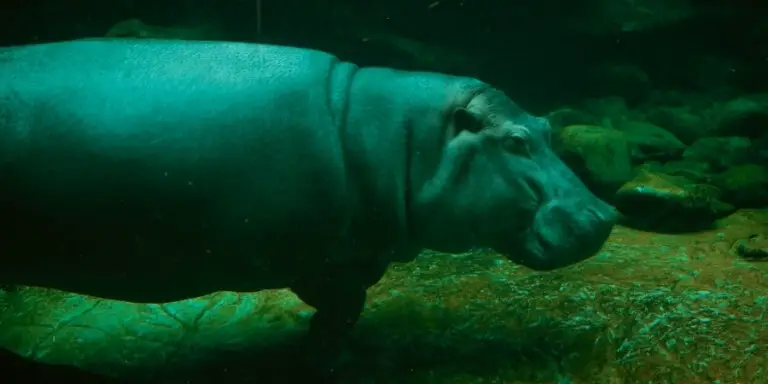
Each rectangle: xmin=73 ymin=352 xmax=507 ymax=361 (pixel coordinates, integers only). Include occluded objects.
xmin=0 ymin=39 xmax=616 ymax=359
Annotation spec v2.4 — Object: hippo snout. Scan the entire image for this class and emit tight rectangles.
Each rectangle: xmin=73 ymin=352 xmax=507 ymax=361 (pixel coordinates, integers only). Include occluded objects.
xmin=522 ymin=197 xmax=617 ymax=271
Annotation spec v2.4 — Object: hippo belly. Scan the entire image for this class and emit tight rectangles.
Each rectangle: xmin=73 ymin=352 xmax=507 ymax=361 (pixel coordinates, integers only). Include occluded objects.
xmin=0 ymin=39 xmax=382 ymax=302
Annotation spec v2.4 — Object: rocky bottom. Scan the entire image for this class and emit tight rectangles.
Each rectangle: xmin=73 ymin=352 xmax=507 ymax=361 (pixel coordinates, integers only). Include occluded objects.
xmin=1 ymin=209 xmax=766 ymax=384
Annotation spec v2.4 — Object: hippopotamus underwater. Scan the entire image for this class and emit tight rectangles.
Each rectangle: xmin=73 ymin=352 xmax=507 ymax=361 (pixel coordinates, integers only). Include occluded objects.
xmin=0 ymin=39 xmax=616 ymax=359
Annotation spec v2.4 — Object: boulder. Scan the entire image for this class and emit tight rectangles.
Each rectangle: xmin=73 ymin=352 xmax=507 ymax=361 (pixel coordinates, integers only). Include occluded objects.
xmin=748 ymin=132 xmax=768 ymax=166
xmin=615 ymin=121 xmax=687 ymax=163
xmin=581 ymin=97 xmax=633 ymax=126
xmin=545 ymin=108 xmax=599 ymax=132
xmin=637 ymin=160 xmax=713 ymax=183
xmin=703 ymin=95 xmax=768 ymax=138
xmin=555 ymin=125 xmax=634 ymax=198
xmin=734 ymin=234 xmax=768 ymax=261
xmin=710 ymin=164 xmax=768 ymax=208
xmin=0 ymin=288 xmax=310 ymax=379
xmin=644 ymin=106 xmax=706 ymax=144
xmin=614 ymin=170 xmax=735 ymax=232
xmin=683 ymin=136 xmax=752 ymax=171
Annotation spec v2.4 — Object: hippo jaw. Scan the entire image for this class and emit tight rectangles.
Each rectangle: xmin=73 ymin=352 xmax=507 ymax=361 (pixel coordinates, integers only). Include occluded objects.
xmin=510 ymin=194 xmax=617 ymax=271
xmin=410 ymin=85 xmax=617 ymax=271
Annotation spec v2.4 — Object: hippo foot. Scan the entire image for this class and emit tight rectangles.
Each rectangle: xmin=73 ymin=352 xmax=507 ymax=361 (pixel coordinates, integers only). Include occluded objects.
xmin=735 ymin=234 xmax=768 ymax=260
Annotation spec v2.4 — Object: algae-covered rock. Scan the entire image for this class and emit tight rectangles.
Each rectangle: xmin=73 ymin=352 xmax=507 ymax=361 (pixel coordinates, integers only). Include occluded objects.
xmin=0 ymin=288 xmax=310 ymax=379
xmin=704 ymin=95 xmax=768 ymax=138
xmin=556 ymin=124 xmax=634 ymax=198
xmin=581 ymin=97 xmax=633 ymax=126
xmin=644 ymin=90 xmax=716 ymax=108
xmin=615 ymin=120 xmax=687 ymax=163
xmin=545 ymin=108 xmax=599 ymax=131
xmin=643 ymin=95 xmax=768 ymax=144
xmin=659 ymin=160 xmax=713 ymax=183
xmin=644 ymin=106 xmax=706 ymax=144
xmin=734 ymin=234 xmax=768 ymax=260
xmin=637 ymin=160 xmax=713 ymax=183
xmin=750 ymin=132 xmax=768 ymax=165
xmin=683 ymin=136 xmax=752 ymax=171
xmin=711 ymin=164 xmax=768 ymax=208
xmin=614 ymin=170 xmax=736 ymax=232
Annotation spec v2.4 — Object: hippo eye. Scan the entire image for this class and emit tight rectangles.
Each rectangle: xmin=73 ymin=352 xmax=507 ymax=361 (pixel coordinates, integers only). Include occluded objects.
xmin=504 ymin=133 xmax=530 ymax=156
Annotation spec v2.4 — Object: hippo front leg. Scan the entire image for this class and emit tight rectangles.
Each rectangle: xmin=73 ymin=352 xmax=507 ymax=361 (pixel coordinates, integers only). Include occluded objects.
xmin=291 ymin=270 xmax=369 ymax=372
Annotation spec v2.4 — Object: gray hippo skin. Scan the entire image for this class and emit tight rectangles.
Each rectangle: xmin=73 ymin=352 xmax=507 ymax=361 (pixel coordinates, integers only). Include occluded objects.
xmin=0 ymin=39 xmax=616 ymax=353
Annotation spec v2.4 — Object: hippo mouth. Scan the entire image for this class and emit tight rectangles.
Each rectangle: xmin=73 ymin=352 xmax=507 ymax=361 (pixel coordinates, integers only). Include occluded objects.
xmin=514 ymin=197 xmax=617 ymax=271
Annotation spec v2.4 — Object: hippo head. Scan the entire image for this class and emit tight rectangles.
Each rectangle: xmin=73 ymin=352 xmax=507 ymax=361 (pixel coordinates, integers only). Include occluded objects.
xmin=410 ymin=86 xmax=617 ymax=270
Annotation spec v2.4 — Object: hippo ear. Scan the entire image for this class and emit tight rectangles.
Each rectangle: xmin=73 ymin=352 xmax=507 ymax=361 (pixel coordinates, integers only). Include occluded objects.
xmin=452 ymin=107 xmax=484 ymax=134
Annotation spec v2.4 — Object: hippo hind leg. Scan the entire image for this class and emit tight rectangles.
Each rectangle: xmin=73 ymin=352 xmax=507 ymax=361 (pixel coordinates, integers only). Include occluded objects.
xmin=291 ymin=270 xmax=368 ymax=374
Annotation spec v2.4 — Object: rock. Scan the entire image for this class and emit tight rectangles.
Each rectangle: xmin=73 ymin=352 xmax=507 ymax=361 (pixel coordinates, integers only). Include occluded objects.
xmin=683 ymin=136 xmax=752 ymax=171
xmin=634 ymin=161 xmax=660 ymax=172
xmin=643 ymin=94 xmax=768 ymax=143
xmin=0 ymin=288 xmax=310 ymax=379
xmin=644 ymin=106 xmax=706 ymax=144
xmin=659 ymin=160 xmax=713 ymax=183
xmin=703 ymin=95 xmax=768 ymax=138
xmin=556 ymin=125 xmax=634 ymax=198
xmin=750 ymin=133 xmax=768 ymax=165
xmin=711 ymin=164 xmax=768 ymax=208
xmin=615 ymin=121 xmax=687 ymax=163
xmin=644 ymin=90 xmax=715 ymax=108
xmin=734 ymin=234 xmax=768 ymax=261
xmin=614 ymin=170 xmax=736 ymax=232
xmin=581 ymin=97 xmax=633 ymax=126
xmin=545 ymin=108 xmax=599 ymax=132
xmin=638 ymin=160 xmax=714 ymax=183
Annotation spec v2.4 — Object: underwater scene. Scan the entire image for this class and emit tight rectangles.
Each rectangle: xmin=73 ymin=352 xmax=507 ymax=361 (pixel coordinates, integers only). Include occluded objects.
xmin=1 ymin=0 xmax=767 ymax=383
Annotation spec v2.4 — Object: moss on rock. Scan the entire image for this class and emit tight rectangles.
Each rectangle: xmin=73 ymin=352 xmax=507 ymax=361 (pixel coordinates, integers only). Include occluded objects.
xmin=614 ymin=170 xmax=736 ymax=232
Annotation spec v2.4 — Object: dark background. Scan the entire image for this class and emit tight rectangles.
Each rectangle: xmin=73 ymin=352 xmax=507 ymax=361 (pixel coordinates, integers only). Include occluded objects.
xmin=2 ymin=0 xmax=767 ymax=112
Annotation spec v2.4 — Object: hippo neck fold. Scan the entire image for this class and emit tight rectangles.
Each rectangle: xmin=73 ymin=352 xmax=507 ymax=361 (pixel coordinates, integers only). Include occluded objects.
xmin=341 ymin=66 xmax=488 ymax=260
